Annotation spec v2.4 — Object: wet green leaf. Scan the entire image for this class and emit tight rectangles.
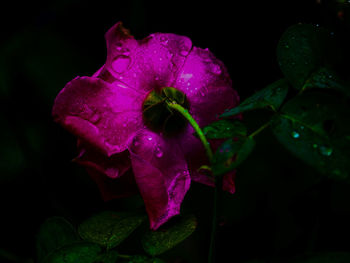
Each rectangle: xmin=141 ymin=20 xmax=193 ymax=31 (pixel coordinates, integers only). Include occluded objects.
xmin=202 ymin=120 xmax=247 ymax=139
xmin=78 ymin=211 xmax=145 ymax=250
xmin=220 ymin=79 xmax=288 ymax=118
xmin=271 ymin=92 xmax=350 ymax=179
xmin=36 ymin=217 xmax=80 ymax=263
xmin=277 ymin=23 xmax=341 ymax=90
xmin=302 ymin=67 xmax=350 ymax=96
xmin=142 ymin=214 xmax=197 ymax=256
xmin=43 ymin=242 xmax=102 ymax=263
xmin=212 ymin=137 xmax=255 ymax=176
xmin=93 ymin=251 xmax=119 ymax=263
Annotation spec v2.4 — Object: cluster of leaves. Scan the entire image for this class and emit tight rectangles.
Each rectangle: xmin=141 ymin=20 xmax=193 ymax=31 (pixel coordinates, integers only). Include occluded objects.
xmin=206 ymin=23 xmax=350 ymax=182
xmin=36 ymin=212 xmax=197 ymax=263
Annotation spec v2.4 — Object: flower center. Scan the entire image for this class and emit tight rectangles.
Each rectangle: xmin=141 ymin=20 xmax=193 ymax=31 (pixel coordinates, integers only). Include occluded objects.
xmin=142 ymin=87 xmax=190 ymax=136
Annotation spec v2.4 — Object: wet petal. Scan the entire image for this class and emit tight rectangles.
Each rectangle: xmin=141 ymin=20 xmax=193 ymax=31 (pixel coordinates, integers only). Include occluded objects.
xmin=174 ymin=47 xmax=240 ymax=127
xmin=52 ymin=76 xmax=144 ymax=156
xmin=128 ymin=129 xmax=191 ymax=230
xmin=74 ymin=140 xmax=131 ymax=179
xmin=105 ymin=22 xmax=192 ymax=94
xmin=86 ymin=167 xmax=138 ymax=201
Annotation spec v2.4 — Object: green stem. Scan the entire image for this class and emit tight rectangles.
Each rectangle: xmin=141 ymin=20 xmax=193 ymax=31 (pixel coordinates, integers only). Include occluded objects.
xmin=249 ymin=121 xmax=270 ymax=138
xmin=166 ymin=100 xmax=218 ymax=263
xmin=166 ymin=101 xmax=214 ymax=161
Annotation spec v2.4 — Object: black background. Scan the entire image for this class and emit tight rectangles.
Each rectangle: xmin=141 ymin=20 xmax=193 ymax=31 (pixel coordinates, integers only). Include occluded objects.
xmin=1 ymin=0 xmax=349 ymax=262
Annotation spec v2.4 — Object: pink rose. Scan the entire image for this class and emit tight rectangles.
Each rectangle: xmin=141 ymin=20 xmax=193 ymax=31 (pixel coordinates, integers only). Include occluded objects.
xmin=52 ymin=22 xmax=239 ymax=229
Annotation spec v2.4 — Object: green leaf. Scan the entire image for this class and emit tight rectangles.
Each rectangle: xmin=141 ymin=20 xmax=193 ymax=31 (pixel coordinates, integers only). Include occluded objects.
xmin=202 ymin=120 xmax=247 ymax=139
xmin=212 ymin=137 xmax=256 ymax=176
xmin=128 ymin=255 xmax=166 ymax=263
xmin=93 ymin=251 xmax=119 ymax=263
xmin=36 ymin=217 xmax=80 ymax=263
xmin=43 ymin=242 xmax=102 ymax=263
xmin=302 ymin=67 xmax=350 ymax=96
xmin=141 ymin=214 xmax=197 ymax=256
xmin=277 ymin=23 xmax=340 ymax=90
xmin=78 ymin=211 xmax=145 ymax=250
xmin=291 ymin=252 xmax=350 ymax=263
xmin=220 ymin=79 xmax=288 ymax=117
xmin=271 ymin=91 xmax=350 ymax=179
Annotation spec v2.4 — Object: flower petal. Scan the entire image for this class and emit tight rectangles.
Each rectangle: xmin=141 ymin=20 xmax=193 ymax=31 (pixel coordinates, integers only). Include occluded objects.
xmin=174 ymin=47 xmax=240 ymax=127
xmin=74 ymin=140 xmax=131 ymax=179
xmin=105 ymin=22 xmax=192 ymax=94
xmin=52 ymin=76 xmax=144 ymax=156
xmin=86 ymin=167 xmax=138 ymax=201
xmin=128 ymin=129 xmax=191 ymax=230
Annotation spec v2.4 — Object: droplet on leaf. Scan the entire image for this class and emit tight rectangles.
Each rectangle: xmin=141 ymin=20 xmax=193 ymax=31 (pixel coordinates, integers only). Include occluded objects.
xmin=319 ymin=145 xmax=333 ymax=156
xmin=291 ymin=131 xmax=300 ymax=138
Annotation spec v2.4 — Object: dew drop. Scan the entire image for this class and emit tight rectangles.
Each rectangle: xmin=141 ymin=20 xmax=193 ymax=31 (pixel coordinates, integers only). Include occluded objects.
xmin=90 ymin=112 xmax=100 ymax=123
xmin=155 ymin=146 xmax=163 ymax=158
xmin=111 ymin=55 xmax=131 ymax=73
xmin=319 ymin=145 xmax=333 ymax=156
xmin=313 ymin=143 xmax=318 ymax=149
xmin=160 ymin=36 xmax=169 ymax=46
xmin=291 ymin=131 xmax=300 ymax=138
xmin=147 ymin=137 xmax=153 ymax=141
xmin=210 ymin=64 xmax=222 ymax=75
xmin=180 ymin=49 xmax=189 ymax=56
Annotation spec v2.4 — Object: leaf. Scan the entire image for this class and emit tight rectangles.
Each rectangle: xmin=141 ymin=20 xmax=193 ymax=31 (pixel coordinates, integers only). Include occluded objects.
xmin=202 ymin=120 xmax=247 ymax=139
xmin=277 ymin=23 xmax=340 ymax=90
xmin=128 ymin=255 xmax=166 ymax=263
xmin=220 ymin=79 xmax=288 ymax=118
xmin=141 ymin=214 xmax=197 ymax=256
xmin=78 ymin=211 xmax=145 ymax=250
xmin=302 ymin=67 xmax=350 ymax=96
xmin=291 ymin=252 xmax=350 ymax=263
xmin=43 ymin=242 xmax=102 ymax=263
xmin=212 ymin=137 xmax=256 ymax=176
xmin=36 ymin=217 xmax=80 ymax=263
xmin=271 ymin=91 xmax=350 ymax=179
xmin=93 ymin=251 xmax=119 ymax=263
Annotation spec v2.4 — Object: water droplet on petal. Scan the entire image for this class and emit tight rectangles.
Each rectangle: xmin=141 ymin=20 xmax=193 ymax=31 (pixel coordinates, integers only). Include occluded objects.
xmin=111 ymin=55 xmax=131 ymax=73
xmin=210 ymin=64 xmax=222 ymax=75
xmin=160 ymin=36 xmax=169 ymax=46
xmin=155 ymin=146 xmax=163 ymax=158
xmin=90 ymin=112 xmax=100 ymax=123
xmin=147 ymin=137 xmax=153 ymax=141
xmin=291 ymin=131 xmax=300 ymax=138
xmin=319 ymin=145 xmax=333 ymax=156
xmin=180 ymin=50 xmax=189 ymax=56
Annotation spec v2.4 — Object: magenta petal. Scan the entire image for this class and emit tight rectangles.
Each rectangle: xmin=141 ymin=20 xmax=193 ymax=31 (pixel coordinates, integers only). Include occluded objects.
xmin=52 ymin=76 xmax=144 ymax=156
xmin=128 ymin=129 xmax=191 ymax=230
xmin=74 ymin=140 xmax=131 ymax=179
xmin=175 ymin=47 xmax=239 ymax=127
xmin=105 ymin=22 xmax=192 ymax=94
xmin=86 ymin=168 xmax=138 ymax=201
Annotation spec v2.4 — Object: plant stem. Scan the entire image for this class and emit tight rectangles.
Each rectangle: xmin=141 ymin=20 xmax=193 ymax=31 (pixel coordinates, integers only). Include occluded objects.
xmin=166 ymin=101 xmax=214 ymax=161
xmin=166 ymin=100 xmax=219 ymax=263
xmin=249 ymin=121 xmax=271 ymax=138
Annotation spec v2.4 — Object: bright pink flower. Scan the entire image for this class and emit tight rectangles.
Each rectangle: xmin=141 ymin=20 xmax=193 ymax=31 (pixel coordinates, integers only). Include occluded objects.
xmin=52 ymin=22 xmax=240 ymax=229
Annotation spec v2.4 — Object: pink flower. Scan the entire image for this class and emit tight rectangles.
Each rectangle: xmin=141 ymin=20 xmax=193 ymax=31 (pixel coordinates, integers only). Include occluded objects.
xmin=52 ymin=22 xmax=240 ymax=229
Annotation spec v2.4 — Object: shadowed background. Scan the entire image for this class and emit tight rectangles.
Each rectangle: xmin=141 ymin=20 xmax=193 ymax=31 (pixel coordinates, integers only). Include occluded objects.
xmin=1 ymin=0 xmax=348 ymax=262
